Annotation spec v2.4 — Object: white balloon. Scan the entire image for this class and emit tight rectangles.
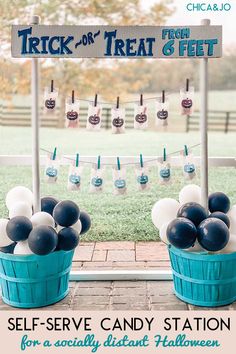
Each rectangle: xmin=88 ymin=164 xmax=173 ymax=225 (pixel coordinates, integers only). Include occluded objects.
xmin=31 ymin=212 xmax=55 ymax=228
xmin=0 ymin=219 xmax=12 ymax=247
xmin=57 ymin=219 xmax=82 ymax=234
xmin=72 ymin=219 xmax=82 ymax=234
xmin=9 ymin=202 xmax=32 ymax=219
xmin=219 ymin=234 xmax=236 ymax=254
xmin=14 ymin=241 xmax=34 ymax=255
xmin=228 ymin=205 xmax=236 ymax=234
xmin=179 ymin=184 xmax=201 ymax=205
xmin=152 ymin=198 xmax=180 ymax=230
xmin=185 ymin=241 xmax=204 ymax=253
xmin=159 ymin=222 xmax=170 ymax=245
xmin=6 ymin=186 xmax=33 ymax=210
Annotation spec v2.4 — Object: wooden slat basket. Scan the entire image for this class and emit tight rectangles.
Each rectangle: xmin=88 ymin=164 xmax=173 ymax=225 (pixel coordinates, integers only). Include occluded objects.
xmin=169 ymin=245 xmax=236 ymax=307
xmin=0 ymin=250 xmax=74 ymax=308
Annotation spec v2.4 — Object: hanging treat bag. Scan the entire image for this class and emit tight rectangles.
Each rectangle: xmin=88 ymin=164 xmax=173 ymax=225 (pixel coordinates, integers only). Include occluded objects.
xmin=113 ymin=158 xmax=127 ymax=195
xmin=44 ymin=80 xmax=58 ymax=113
xmin=65 ymin=90 xmax=80 ymax=128
xmin=67 ymin=154 xmax=83 ymax=191
xmin=182 ymin=145 xmax=196 ymax=180
xmin=87 ymin=94 xmax=102 ymax=131
xmin=156 ymin=91 xmax=169 ymax=127
xmin=45 ymin=148 xmax=59 ymax=183
xmin=135 ymin=154 xmax=149 ymax=191
xmin=180 ymin=79 xmax=194 ymax=115
xmin=158 ymin=148 xmax=171 ymax=184
xmin=111 ymin=97 xmax=125 ymax=134
xmin=134 ymin=94 xmax=148 ymax=130
xmin=90 ymin=156 xmax=104 ymax=193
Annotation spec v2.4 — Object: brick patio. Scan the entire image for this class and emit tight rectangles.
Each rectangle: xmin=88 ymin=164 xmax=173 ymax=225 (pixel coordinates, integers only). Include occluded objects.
xmin=1 ymin=242 xmax=235 ymax=311
xmin=72 ymin=241 xmax=170 ymax=270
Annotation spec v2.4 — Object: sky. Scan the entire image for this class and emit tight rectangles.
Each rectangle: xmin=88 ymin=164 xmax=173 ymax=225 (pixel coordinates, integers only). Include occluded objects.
xmin=142 ymin=0 xmax=235 ymax=48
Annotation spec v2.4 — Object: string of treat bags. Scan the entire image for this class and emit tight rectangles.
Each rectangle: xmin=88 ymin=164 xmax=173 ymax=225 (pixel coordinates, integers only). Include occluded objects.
xmin=43 ymin=144 xmax=199 ymax=194
xmin=44 ymin=79 xmax=194 ymax=131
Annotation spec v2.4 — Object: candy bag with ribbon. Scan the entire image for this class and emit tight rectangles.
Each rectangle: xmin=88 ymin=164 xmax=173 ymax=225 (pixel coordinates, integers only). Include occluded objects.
xmin=68 ymin=154 xmax=83 ymax=191
xmin=65 ymin=90 xmax=80 ymax=128
xmin=134 ymin=94 xmax=148 ymax=130
xmin=156 ymin=91 xmax=169 ymax=127
xmin=44 ymin=80 xmax=58 ymax=113
xmin=182 ymin=145 xmax=196 ymax=180
xmin=45 ymin=147 xmax=59 ymax=183
xmin=90 ymin=156 xmax=104 ymax=193
xmin=135 ymin=154 xmax=149 ymax=191
xmin=180 ymin=79 xmax=194 ymax=115
xmin=158 ymin=148 xmax=171 ymax=184
xmin=86 ymin=94 xmax=102 ymax=131
xmin=113 ymin=158 xmax=127 ymax=195
xmin=111 ymin=97 xmax=125 ymax=134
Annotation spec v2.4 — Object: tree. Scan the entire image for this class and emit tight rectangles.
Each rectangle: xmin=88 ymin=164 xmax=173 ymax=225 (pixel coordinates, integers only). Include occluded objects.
xmin=0 ymin=0 xmax=174 ymax=98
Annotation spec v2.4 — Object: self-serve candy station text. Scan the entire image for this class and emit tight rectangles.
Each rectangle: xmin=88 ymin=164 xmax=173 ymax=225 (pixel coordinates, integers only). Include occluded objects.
xmin=16 ymin=26 xmax=219 ymax=58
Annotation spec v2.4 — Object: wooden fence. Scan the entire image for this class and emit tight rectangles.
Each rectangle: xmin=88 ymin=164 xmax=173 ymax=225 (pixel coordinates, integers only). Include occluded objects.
xmin=186 ymin=110 xmax=236 ymax=133
xmin=0 ymin=102 xmax=135 ymax=129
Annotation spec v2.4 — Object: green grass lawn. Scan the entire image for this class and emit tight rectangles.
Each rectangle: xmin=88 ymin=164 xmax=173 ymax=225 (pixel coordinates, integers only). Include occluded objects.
xmin=0 ymin=128 xmax=235 ymax=241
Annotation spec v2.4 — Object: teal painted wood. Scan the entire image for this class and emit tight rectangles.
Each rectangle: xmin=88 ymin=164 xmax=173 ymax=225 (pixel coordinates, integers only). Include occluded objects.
xmin=168 ymin=246 xmax=236 ymax=307
xmin=0 ymin=250 xmax=74 ymax=308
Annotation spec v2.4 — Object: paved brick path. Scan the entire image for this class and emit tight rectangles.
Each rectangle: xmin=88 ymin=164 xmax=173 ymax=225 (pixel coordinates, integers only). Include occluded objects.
xmin=0 ymin=242 xmax=235 ymax=310
xmin=72 ymin=241 xmax=170 ymax=270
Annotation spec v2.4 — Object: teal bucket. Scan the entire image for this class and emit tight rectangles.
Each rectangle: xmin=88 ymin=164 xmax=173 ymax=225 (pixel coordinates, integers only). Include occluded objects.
xmin=0 ymin=250 xmax=74 ymax=308
xmin=168 ymin=246 xmax=236 ymax=307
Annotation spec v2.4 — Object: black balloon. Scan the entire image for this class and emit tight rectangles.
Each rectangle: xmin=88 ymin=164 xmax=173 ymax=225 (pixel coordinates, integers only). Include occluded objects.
xmin=167 ymin=217 xmax=197 ymax=249
xmin=197 ymin=218 xmax=229 ymax=252
xmin=208 ymin=192 xmax=230 ymax=213
xmin=41 ymin=196 xmax=59 ymax=216
xmin=177 ymin=202 xmax=208 ymax=227
xmin=57 ymin=227 xmax=79 ymax=251
xmin=6 ymin=216 xmax=33 ymax=242
xmin=0 ymin=243 xmax=16 ymax=254
xmin=208 ymin=211 xmax=230 ymax=228
xmin=28 ymin=226 xmax=58 ymax=255
xmin=80 ymin=211 xmax=91 ymax=235
xmin=53 ymin=200 xmax=80 ymax=227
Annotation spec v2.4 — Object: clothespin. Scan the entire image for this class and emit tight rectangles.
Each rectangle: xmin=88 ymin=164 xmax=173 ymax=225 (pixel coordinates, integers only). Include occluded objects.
xmin=116 ymin=96 xmax=120 ymax=109
xmin=184 ymin=145 xmax=188 ymax=156
xmin=163 ymin=148 xmax=167 ymax=162
xmin=94 ymin=93 xmax=98 ymax=107
xmin=97 ymin=155 xmax=101 ymax=170
xmin=140 ymin=94 xmax=143 ymax=106
xmin=186 ymin=78 xmax=189 ymax=92
xmin=140 ymin=154 xmax=144 ymax=168
xmin=75 ymin=153 xmax=79 ymax=167
xmin=117 ymin=157 xmax=121 ymax=170
xmin=50 ymin=80 xmax=54 ymax=93
xmin=52 ymin=147 xmax=57 ymax=160
xmin=72 ymin=90 xmax=75 ymax=104
xmin=162 ymin=90 xmax=165 ymax=103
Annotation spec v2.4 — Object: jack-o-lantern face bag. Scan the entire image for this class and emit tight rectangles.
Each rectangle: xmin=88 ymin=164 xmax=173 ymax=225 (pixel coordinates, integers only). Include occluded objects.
xmin=158 ymin=160 xmax=171 ymax=185
xmin=134 ymin=104 xmax=148 ymax=130
xmin=90 ymin=166 xmax=104 ymax=193
xmin=180 ymin=86 xmax=194 ymax=116
xmin=111 ymin=107 xmax=125 ymax=134
xmin=87 ymin=104 xmax=102 ymax=131
xmin=65 ymin=98 xmax=80 ymax=128
xmin=44 ymin=87 xmax=58 ymax=113
xmin=68 ymin=165 xmax=83 ymax=191
xmin=181 ymin=147 xmax=196 ymax=180
xmin=135 ymin=166 xmax=149 ymax=191
xmin=112 ymin=168 xmax=127 ymax=195
xmin=45 ymin=152 xmax=59 ymax=184
xmin=156 ymin=98 xmax=169 ymax=127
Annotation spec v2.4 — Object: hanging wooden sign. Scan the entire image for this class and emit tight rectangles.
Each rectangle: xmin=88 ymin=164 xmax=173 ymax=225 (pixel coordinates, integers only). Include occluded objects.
xmin=11 ymin=25 xmax=222 ymax=58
